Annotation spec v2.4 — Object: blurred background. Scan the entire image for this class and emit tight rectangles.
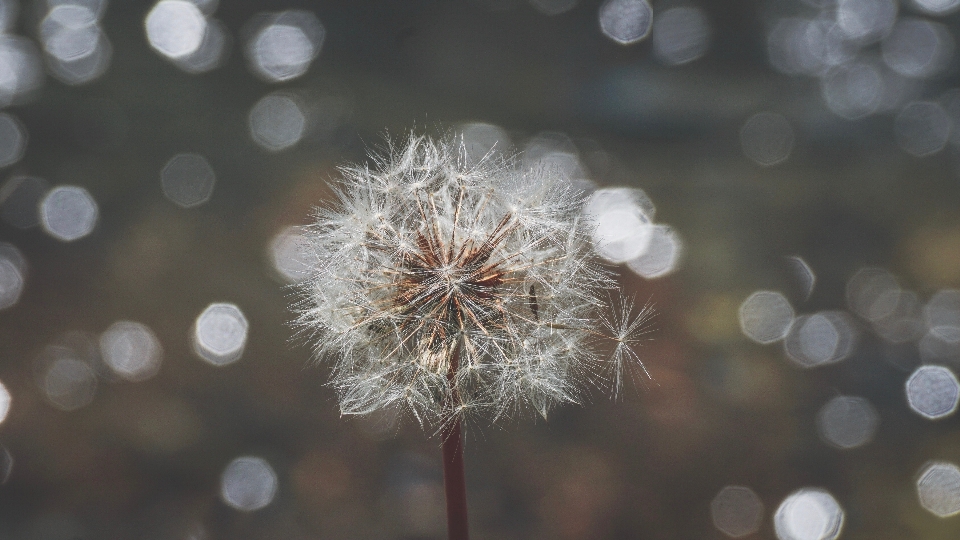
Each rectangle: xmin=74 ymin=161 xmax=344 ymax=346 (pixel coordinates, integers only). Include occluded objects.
xmin=1 ymin=0 xmax=960 ymax=538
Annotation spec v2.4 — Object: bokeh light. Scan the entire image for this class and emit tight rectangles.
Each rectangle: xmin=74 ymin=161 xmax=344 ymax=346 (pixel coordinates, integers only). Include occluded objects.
xmin=0 ymin=112 xmax=25 ymax=167
xmin=268 ymin=226 xmax=316 ymax=283
xmin=710 ymin=485 xmax=764 ymax=538
xmin=0 ymin=379 xmax=10 ymax=424
xmin=161 ymin=153 xmax=216 ymax=208
xmin=220 ymin=456 xmax=278 ymax=511
xmin=846 ymin=267 xmax=900 ymax=321
xmin=652 ymin=6 xmax=710 ymax=66
xmin=249 ymin=93 xmax=306 ymax=152
xmin=740 ymin=112 xmax=794 ymax=166
xmin=193 ymin=303 xmax=248 ymax=366
xmin=0 ymin=260 xmax=22 ymax=311
xmin=816 ymin=395 xmax=879 ymax=449
xmin=0 ymin=36 xmax=44 ymax=107
xmin=245 ymin=10 xmax=324 ymax=83
xmin=767 ymin=18 xmax=827 ymax=77
xmin=911 ymin=0 xmax=960 ymax=16
xmin=836 ymin=0 xmax=897 ymax=43
xmin=870 ymin=289 xmax=924 ymax=344
xmin=583 ymin=187 xmax=655 ymax=264
xmin=786 ymin=255 xmax=816 ymax=301
xmin=738 ymin=290 xmax=795 ymax=345
xmin=894 ymin=101 xmax=951 ymax=157
xmin=881 ymin=18 xmax=953 ymax=79
xmin=0 ymin=446 xmax=11 ymax=484
xmin=459 ymin=122 xmax=512 ymax=165
xmin=0 ymin=176 xmax=48 ymax=229
xmin=625 ymin=224 xmax=683 ymax=279
xmin=0 ymin=242 xmax=24 ymax=310
xmin=598 ymin=0 xmax=653 ymax=45
xmin=821 ymin=63 xmax=884 ymax=119
xmin=905 ymin=364 xmax=960 ymax=420
xmin=784 ymin=311 xmax=857 ymax=368
xmin=99 ymin=321 xmax=163 ymax=382
xmin=773 ymin=488 xmax=844 ymax=540
xmin=39 ymin=185 xmax=98 ymax=241
xmin=916 ymin=461 xmax=960 ymax=517
xmin=41 ymin=352 xmax=97 ymax=411
xmin=172 ymin=18 xmax=227 ymax=74
xmin=924 ymin=289 xmax=960 ymax=332
xmin=39 ymin=1 xmax=111 ymax=85
xmin=145 ymin=1 xmax=207 ymax=60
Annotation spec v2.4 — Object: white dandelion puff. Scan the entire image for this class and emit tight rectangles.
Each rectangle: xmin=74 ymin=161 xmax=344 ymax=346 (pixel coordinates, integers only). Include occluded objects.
xmin=295 ymin=134 xmax=653 ymax=430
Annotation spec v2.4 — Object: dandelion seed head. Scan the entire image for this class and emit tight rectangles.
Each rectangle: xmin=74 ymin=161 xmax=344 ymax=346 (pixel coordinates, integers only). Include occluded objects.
xmin=297 ymin=135 xmax=652 ymax=428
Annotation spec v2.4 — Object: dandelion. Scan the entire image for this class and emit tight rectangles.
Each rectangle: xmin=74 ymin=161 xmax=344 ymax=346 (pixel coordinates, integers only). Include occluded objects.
xmin=295 ymin=134 xmax=653 ymax=540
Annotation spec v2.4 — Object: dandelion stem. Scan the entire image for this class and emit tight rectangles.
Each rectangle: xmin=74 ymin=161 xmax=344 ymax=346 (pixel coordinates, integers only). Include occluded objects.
xmin=441 ymin=341 xmax=469 ymax=540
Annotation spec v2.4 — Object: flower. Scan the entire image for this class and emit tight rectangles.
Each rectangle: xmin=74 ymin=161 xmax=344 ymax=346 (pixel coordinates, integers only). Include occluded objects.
xmin=296 ymin=135 xmax=652 ymax=429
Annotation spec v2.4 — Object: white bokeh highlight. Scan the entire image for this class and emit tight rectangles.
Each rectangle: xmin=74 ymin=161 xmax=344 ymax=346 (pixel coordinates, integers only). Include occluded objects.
xmin=269 ymin=226 xmax=316 ymax=283
xmin=784 ymin=312 xmax=857 ymax=368
xmin=0 ymin=380 xmax=10 ymax=424
xmin=249 ymin=93 xmax=306 ymax=152
xmin=652 ymin=6 xmax=710 ymax=65
xmin=882 ymin=18 xmax=953 ymax=79
xmin=738 ymin=290 xmax=795 ymax=345
xmin=626 ymin=224 xmax=682 ymax=279
xmin=895 ymin=101 xmax=951 ymax=157
xmin=193 ymin=303 xmax=248 ymax=366
xmin=583 ymin=187 xmax=655 ymax=264
xmin=598 ymin=0 xmax=653 ymax=45
xmin=917 ymin=461 xmax=960 ymax=518
xmin=38 ymin=0 xmax=114 ymax=86
xmin=145 ymin=1 xmax=207 ymax=60
xmin=0 ymin=243 xmax=24 ymax=310
xmin=220 ymin=456 xmax=278 ymax=511
xmin=161 ymin=153 xmax=215 ymax=208
xmin=836 ymin=0 xmax=897 ymax=43
xmin=905 ymin=365 xmax=960 ymax=420
xmin=0 ymin=36 xmax=44 ymax=107
xmin=99 ymin=321 xmax=163 ymax=382
xmin=773 ymin=488 xmax=844 ymax=540
xmin=821 ymin=62 xmax=884 ymax=120
xmin=39 ymin=185 xmax=98 ymax=241
xmin=0 ymin=112 xmax=26 ymax=167
xmin=816 ymin=395 xmax=879 ymax=449
xmin=43 ymin=356 xmax=96 ymax=411
xmin=912 ymin=0 xmax=960 ymax=15
xmin=246 ymin=10 xmax=324 ymax=83
xmin=786 ymin=255 xmax=816 ymax=301
xmin=740 ymin=112 xmax=794 ymax=166
xmin=710 ymin=485 xmax=764 ymax=538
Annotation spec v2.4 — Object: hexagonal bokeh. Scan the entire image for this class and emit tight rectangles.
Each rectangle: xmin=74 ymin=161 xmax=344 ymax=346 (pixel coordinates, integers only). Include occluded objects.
xmin=710 ymin=485 xmax=764 ymax=538
xmin=738 ymin=290 xmax=795 ymax=344
xmin=773 ymin=488 xmax=844 ymax=540
xmin=161 ymin=153 xmax=216 ymax=208
xmin=193 ymin=303 xmax=248 ymax=366
xmin=99 ymin=321 xmax=163 ymax=382
xmin=917 ymin=461 xmax=960 ymax=518
xmin=220 ymin=456 xmax=278 ymax=512
xmin=905 ymin=365 xmax=960 ymax=420
xmin=816 ymin=395 xmax=879 ymax=450
xmin=39 ymin=185 xmax=98 ymax=241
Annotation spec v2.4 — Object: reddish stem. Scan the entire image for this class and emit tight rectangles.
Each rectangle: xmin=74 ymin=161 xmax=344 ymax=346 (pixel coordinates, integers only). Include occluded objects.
xmin=441 ymin=414 xmax=469 ymax=540
xmin=442 ymin=342 xmax=469 ymax=540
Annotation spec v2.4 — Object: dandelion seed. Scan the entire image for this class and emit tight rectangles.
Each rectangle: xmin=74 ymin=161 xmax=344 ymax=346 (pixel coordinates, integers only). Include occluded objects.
xmin=294 ymin=134 xmax=653 ymax=540
xmin=296 ymin=134 xmax=652 ymax=427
